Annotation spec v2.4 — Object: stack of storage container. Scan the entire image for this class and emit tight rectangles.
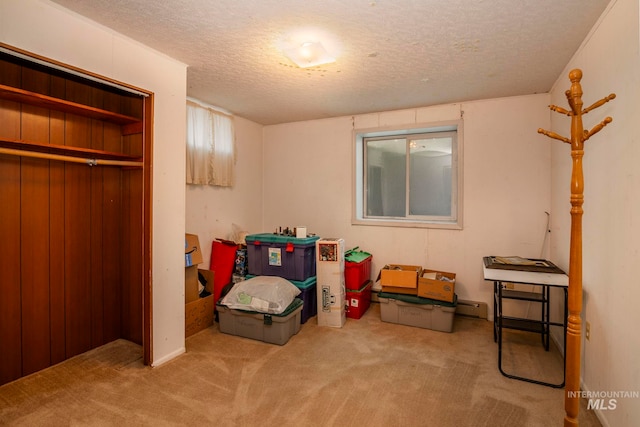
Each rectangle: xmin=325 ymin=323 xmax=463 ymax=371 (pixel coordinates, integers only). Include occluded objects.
xmin=217 ymin=233 xmax=319 ymax=345
xmin=344 ymin=248 xmax=373 ymax=319
xmin=377 ymin=265 xmax=458 ymax=333
xmin=216 ymin=232 xmax=320 ymax=345
xmin=244 ymin=232 xmax=320 ymax=324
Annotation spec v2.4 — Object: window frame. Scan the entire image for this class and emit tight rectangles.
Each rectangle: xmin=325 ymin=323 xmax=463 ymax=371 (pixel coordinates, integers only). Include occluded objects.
xmin=352 ymin=120 xmax=463 ymax=229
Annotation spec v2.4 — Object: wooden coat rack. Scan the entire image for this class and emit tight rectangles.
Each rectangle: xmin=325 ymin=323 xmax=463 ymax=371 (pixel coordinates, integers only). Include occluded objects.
xmin=538 ymin=69 xmax=615 ymax=427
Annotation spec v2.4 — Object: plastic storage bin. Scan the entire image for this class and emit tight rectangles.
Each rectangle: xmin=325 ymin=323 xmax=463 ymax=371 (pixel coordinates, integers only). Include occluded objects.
xmin=246 ymin=274 xmax=317 ymax=324
xmin=290 ymin=276 xmax=317 ymax=324
xmin=378 ymin=292 xmax=457 ymax=332
xmin=217 ymin=298 xmax=303 ymax=345
xmin=246 ymin=233 xmax=319 ymax=281
xmin=344 ymin=248 xmax=372 ymax=291
xmin=346 ymin=280 xmax=372 ymax=319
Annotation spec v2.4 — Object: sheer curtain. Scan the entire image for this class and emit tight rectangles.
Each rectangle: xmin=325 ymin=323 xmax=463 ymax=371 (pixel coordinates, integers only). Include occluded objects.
xmin=186 ymin=100 xmax=235 ymax=187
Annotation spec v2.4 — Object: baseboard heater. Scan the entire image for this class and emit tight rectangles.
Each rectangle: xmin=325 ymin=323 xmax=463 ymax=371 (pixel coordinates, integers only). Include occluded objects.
xmin=455 ymin=299 xmax=488 ymax=319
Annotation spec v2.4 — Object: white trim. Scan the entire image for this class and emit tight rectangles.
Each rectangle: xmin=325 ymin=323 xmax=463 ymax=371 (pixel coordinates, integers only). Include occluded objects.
xmin=151 ymin=347 xmax=186 ymax=367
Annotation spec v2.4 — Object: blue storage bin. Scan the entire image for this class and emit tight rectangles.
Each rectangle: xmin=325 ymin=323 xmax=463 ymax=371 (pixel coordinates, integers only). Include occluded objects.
xmin=290 ymin=276 xmax=317 ymax=324
xmin=245 ymin=233 xmax=320 ymax=281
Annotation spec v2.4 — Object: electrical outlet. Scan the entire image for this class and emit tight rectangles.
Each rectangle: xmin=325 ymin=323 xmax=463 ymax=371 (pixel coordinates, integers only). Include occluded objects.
xmin=585 ymin=321 xmax=591 ymax=341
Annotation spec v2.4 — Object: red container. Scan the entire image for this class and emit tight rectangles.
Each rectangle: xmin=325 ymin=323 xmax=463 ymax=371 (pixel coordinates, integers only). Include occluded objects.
xmin=210 ymin=239 xmax=238 ymax=306
xmin=346 ymin=280 xmax=372 ymax=319
xmin=345 ymin=254 xmax=372 ymax=291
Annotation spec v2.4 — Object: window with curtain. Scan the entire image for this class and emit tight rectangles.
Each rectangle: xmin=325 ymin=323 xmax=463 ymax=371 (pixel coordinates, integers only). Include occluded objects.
xmin=186 ymin=100 xmax=235 ymax=187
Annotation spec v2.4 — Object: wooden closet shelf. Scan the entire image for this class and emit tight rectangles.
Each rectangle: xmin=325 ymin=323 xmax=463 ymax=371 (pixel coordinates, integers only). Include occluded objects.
xmin=0 ymin=84 xmax=142 ymax=126
xmin=0 ymin=138 xmax=143 ymax=162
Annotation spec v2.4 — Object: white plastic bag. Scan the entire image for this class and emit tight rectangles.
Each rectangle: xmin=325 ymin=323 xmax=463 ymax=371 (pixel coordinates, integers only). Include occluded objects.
xmin=219 ymin=276 xmax=300 ymax=314
xmin=229 ymin=223 xmax=249 ymax=244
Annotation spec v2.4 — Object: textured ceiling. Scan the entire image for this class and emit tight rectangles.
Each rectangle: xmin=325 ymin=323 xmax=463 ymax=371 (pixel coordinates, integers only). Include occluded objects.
xmin=50 ymin=0 xmax=610 ymax=125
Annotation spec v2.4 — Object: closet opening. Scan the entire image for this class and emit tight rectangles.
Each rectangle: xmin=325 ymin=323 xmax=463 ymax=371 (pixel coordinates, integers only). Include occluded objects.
xmin=0 ymin=44 xmax=153 ymax=386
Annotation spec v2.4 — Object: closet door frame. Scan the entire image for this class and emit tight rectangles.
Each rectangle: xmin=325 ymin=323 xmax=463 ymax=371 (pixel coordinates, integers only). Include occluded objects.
xmin=142 ymin=94 xmax=153 ymax=365
xmin=1 ymin=44 xmax=153 ymax=367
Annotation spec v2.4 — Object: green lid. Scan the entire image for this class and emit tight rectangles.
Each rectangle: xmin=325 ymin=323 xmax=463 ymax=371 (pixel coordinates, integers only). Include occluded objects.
xmin=345 ymin=247 xmax=372 ymax=263
xmin=246 ymin=233 xmax=320 ymax=246
xmin=378 ymin=292 xmax=457 ymax=307
xmin=245 ymin=275 xmax=316 ymax=290
xmin=289 ymin=276 xmax=316 ymax=290
xmin=217 ymin=298 xmax=303 ymax=317
xmin=277 ymin=298 xmax=303 ymax=316
xmin=346 ymin=280 xmax=372 ymax=293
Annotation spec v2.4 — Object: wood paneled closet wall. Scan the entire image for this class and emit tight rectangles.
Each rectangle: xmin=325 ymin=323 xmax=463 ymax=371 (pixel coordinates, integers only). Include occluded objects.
xmin=0 ymin=49 xmax=152 ymax=386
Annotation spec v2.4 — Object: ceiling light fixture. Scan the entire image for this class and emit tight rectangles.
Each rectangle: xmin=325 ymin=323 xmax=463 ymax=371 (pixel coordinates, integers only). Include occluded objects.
xmin=284 ymin=41 xmax=335 ymax=68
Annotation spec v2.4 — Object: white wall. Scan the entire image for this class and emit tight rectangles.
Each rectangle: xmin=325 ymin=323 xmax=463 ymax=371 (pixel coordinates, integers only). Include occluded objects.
xmin=186 ymin=115 xmax=264 ymax=268
xmin=9 ymin=5 xmax=636 ymax=425
xmin=549 ymin=0 xmax=640 ymax=425
xmin=0 ymin=0 xmax=188 ymax=366
xmin=262 ymin=95 xmax=553 ymax=313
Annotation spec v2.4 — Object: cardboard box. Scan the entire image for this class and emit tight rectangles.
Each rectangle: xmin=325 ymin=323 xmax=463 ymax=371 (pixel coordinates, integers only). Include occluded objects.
xmin=185 ymin=233 xmax=204 ymax=267
xmin=185 ymin=265 xmax=200 ymax=304
xmin=185 ymin=268 xmax=214 ymax=303
xmin=185 ymin=269 xmax=215 ymax=337
xmin=317 ymin=284 xmax=346 ymax=328
xmin=186 ymin=294 xmax=214 ymax=337
xmin=380 ymin=285 xmax=418 ymax=296
xmin=316 ymin=238 xmax=346 ymax=328
xmin=379 ymin=264 xmax=421 ymax=288
xmin=417 ymin=269 xmax=456 ymax=303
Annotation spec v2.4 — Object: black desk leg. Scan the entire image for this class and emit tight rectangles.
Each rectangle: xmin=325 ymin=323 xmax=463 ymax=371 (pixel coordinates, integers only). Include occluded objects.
xmin=496 ymin=283 xmax=566 ymax=388
xmin=544 ymin=285 xmax=550 ymax=351
xmin=493 ymin=281 xmax=498 ymax=342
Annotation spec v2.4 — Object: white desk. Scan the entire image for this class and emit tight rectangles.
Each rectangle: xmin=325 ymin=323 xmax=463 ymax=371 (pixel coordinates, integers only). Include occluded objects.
xmin=483 ymin=259 xmax=568 ymax=388
xmin=482 ymin=264 xmax=568 ymax=287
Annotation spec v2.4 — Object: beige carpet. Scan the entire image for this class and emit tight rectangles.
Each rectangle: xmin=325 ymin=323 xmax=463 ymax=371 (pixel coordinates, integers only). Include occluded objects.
xmin=0 ymin=303 xmax=601 ymax=426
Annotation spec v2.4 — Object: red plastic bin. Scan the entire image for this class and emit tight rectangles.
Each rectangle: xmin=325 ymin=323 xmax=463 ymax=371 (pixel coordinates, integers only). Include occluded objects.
xmin=346 ymin=280 xmax=372 ymax=319
xmin=344 ymin=249 xmax=372 ymax=291
xmin=210 ymin=239 xmax=238 ymax=306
